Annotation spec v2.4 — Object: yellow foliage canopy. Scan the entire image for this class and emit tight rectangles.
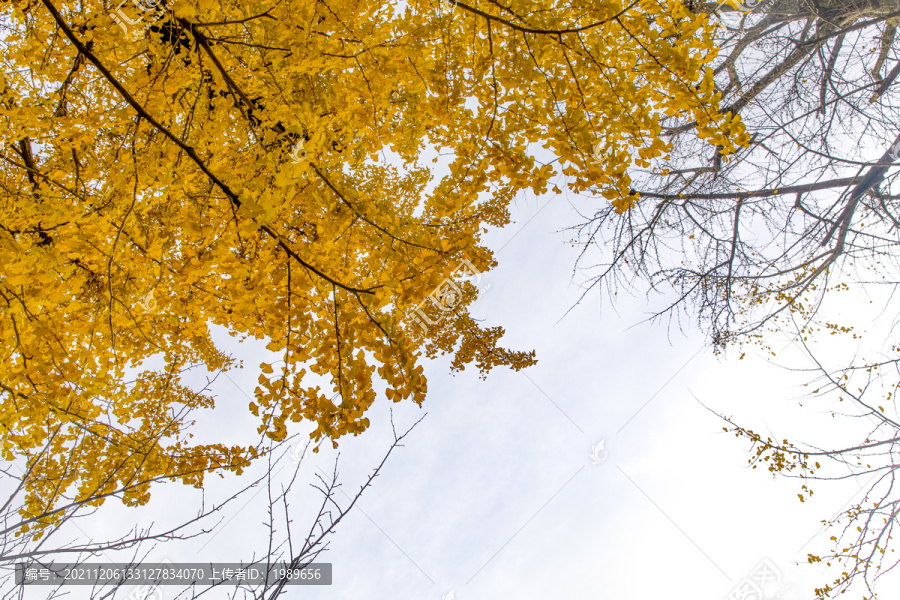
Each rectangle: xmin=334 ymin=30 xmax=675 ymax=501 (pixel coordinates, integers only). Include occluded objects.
xmin=0 ymin=0 xmax=746 ymax=527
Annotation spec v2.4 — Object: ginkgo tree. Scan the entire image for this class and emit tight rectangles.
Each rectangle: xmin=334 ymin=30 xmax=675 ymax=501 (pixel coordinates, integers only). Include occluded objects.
xmin=566 ymin=0 xmax=900 ymax=597
xmin=0 ymin=0 xmax=747 ymax=534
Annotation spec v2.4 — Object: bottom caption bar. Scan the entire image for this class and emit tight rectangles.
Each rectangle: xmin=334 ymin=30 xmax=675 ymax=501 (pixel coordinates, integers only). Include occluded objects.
xmin=15 ymin=562 xmax=332 ymax=586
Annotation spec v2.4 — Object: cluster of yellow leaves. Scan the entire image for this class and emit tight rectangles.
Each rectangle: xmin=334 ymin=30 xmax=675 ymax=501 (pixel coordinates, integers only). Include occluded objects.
xmin=0 ymin=0 xmax=744 ymax=525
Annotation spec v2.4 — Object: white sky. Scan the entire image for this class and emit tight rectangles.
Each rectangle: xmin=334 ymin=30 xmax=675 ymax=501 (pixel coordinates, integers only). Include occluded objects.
xmin=21 ymin=181 xmax=900 ymax=600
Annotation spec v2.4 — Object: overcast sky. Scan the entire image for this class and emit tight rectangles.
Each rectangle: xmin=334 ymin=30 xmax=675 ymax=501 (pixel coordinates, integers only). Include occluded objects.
xmin=22 ymin=169 xmax=900 ymax=600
